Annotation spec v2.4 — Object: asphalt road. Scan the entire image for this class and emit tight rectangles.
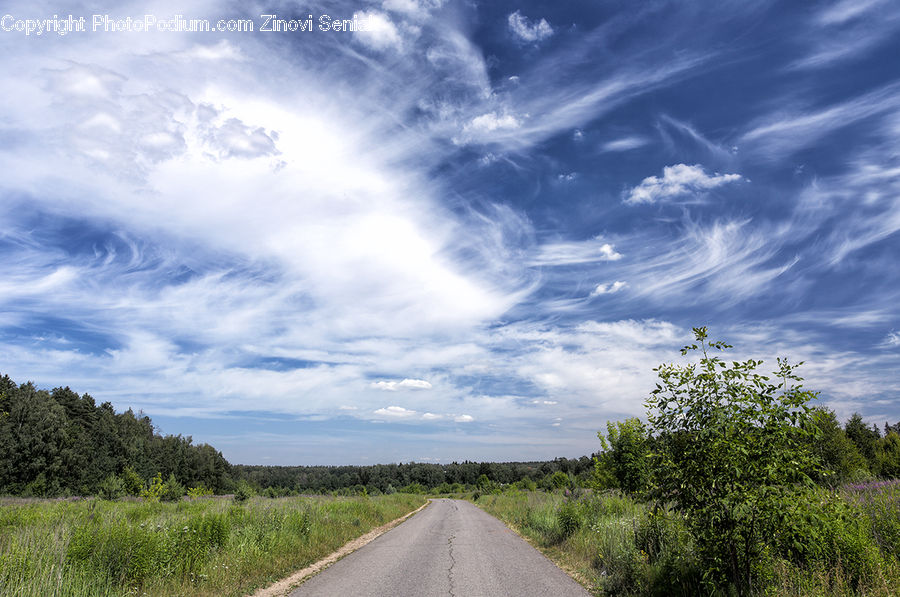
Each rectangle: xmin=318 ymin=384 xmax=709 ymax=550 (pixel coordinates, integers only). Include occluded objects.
xmin=289 ymin=498 xmax=591 ymax=597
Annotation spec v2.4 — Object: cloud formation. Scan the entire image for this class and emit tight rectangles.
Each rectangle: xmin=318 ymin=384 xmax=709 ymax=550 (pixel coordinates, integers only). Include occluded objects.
xmin=1 ymin=0 xmax=898 ymax=465
xmin=625 ymin=164 xmax=742 ymax=204
xmin=507 ymin=11 xmax=553 ymax=42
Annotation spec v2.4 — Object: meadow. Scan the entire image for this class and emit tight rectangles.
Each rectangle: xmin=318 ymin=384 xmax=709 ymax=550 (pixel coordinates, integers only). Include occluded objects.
xmin=473 ymin=481 xmax=900 ymax=596
xmin=0 ymin=493 xmax=424 ymax=597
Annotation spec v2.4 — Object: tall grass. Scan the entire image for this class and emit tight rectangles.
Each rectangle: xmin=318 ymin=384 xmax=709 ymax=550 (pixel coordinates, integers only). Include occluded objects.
xmin=0 ymin=493 xmax=424 ymax=597
xmin=474 ymin=486 xmax=900 ymax=596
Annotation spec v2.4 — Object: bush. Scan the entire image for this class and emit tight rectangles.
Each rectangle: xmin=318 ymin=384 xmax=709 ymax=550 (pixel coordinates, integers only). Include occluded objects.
xmin=556 ymin=500 xmax=582 ymax=540
xmin=233 ymin=481 xmax=254 ymax=503
xmin=645 ymin=327 xmax=823 ymax=595
xmin=98 ymin=474 xmax=126 ymax=500
xmin=187 ymin=485 xmax=213 ymax=498
xmin=161 ymin=474 xmax=184 ymax=502
xmin=141 ymin=473 xmax=166 ymax=503
xmin=122 ymin=467 xmax=144 ymax=497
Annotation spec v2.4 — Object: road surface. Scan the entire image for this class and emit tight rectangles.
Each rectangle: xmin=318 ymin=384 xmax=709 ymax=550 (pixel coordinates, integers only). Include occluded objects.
xmin=289 ymin=498 xmax=591 ymax=597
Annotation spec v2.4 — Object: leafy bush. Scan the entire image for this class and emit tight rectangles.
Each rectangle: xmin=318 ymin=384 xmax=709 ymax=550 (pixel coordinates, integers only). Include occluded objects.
xmin=161 ymin=474 xmax=184 ymax=502
xmin=233 ymin=481 xmax=254 ymax=503
xmin=122 ymin=466 xmax=144 ymax=497
xmin=599 ymin=417 xmax=651 ymax=495
xmin=556 ymin=500 xmax=582 ymax=540
xmin=646 ymin=327 xmax=823 ymax=595
xmin=141 ymin=473 xmax=166 ymax=503
xmin=98 ymin=474 xmax=126 ymax=500
xmin=187 ymin=485 xmax=213 ymax=498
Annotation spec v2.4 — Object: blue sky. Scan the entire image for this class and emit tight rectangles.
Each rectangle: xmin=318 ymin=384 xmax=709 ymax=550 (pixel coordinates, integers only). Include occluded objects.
xmin=1 ymin=0 xmax=899 ymax=465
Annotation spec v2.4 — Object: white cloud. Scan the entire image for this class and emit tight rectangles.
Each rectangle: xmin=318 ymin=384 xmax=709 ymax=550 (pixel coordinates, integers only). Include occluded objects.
xmin=374 ymin=405 xmax=418 ymax=417
xmin=591 ymin=281 xmax=627 ymax=296
xmin=625 ymin=164 xmax=742 ymax=204
xmin=601 ymin=136 xmax=648 ymax=152
xmin=454 ymin=414 xmax=474 ymax=423
xmin=507 ymin=11 xmax=554 ymax=43
xmin=353 ymin=11 xmax=403 ymax=51
xmin=421 ymin=412 xmax=443 ymax=420
xmin=467 ymin=113 xmax=521 ymax=132
xmin=371 ymin=378 xmax=433 ymax=390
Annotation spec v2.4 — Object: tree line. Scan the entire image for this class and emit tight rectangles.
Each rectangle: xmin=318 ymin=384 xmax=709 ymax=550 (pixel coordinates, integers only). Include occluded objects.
xmin=0 ymin=373 xmax=595 ymax=497
xmin=0 ymin=374 xmax=230 ymax=496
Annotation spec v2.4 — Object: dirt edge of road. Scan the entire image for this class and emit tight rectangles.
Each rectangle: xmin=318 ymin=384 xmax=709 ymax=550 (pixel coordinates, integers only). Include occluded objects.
xmin=249 ymin=499 xmax=432 ymax=597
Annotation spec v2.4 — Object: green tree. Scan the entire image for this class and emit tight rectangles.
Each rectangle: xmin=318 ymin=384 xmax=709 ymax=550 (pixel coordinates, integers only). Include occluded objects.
xmin=598 ymin=417 xmax=651 ymax=494
xmin=874 ymin=432 xmax=900 ymax=478
xmin=808 ymin=407 xmax=868 ymax=483
xmin=645 ymin=327 xmax=822 ymax=596
xmin=844 ymin=413 xmax=880 ymax=466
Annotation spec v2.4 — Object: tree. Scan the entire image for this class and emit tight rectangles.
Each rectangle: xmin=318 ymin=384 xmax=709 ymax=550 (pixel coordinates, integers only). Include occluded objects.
xmin=874 ymin=432 xmax=900 ymax=478
xmin=845 ymin=412 xmax=880 ymax=466
xmin=808 ymin=407 xmax=868 ymax=483
xmin=645 ymin=327 xmax=822 ymax=596
xmin=598 ymin=417 xmax=651 ymax=494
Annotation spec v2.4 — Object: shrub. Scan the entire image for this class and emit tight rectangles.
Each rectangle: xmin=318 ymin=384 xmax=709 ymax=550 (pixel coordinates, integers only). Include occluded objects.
xmin=645 ymin=327 xmax=823 ymax=596
xmin=233 ymin=481 xmax=254 ymax=503
xmin=141 ymin=473 xmax=166 ymax=503
xmin=161 ymin=474 xmax=184 ymax=502
xmin=98 ymin=474 xmax=126 ymax=500
xmin=187 ymin=485 xmax=213 ymax=498
xmin=122 ymin=467 xmax=144 ymax=496
xmin=599 ymin=417 xmax=651 ymax=495
xmin=556 ymin=500 xmax=582 ymax=540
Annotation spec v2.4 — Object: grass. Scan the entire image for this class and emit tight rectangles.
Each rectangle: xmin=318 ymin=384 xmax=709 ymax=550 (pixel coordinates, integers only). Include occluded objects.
xmin=0 ymin=493 xmax=425 ymax=597
xmin=473 ymin=486 xmax=900 ymax=596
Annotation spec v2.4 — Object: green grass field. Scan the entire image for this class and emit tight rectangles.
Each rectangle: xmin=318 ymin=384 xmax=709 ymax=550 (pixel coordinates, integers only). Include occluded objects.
xmin=0 ymin=493 xmax=424 ymax=597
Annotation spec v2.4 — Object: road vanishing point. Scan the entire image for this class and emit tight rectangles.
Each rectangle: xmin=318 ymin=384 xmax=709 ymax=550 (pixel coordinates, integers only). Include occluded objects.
xmin=289 ymin=498 xmax=591 ymax=597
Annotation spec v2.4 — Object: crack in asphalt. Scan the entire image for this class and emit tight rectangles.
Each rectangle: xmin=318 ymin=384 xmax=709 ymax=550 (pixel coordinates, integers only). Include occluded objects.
xmin=447 ymin=532 xmax=456 ymax=597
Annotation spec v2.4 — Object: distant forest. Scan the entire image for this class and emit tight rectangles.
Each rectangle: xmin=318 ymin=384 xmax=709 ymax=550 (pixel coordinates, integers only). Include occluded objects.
xmin=0 ymin=374 xmax=593 ymax=497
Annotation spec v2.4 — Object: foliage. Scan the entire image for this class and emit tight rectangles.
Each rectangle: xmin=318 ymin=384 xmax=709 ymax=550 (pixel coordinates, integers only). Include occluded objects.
xmin=646 ymin=327 xmax=823 ymax=595
xmin=475 ymin=484 xmax=900 ymax=597
xmin=548 ymin=470 xmax=571 ymax=490
xmin=141 ymin=473 xmax=166 ymax=503
xmin=121 ymin=467 xmax=144 ymax=497
xmin=0 ymin=374 xmax=231 ymax=497
xmin=98 ymin=474 xmax=127 ymax=501
xmin=809 ymin=407 xmax=870 ymax=484
xmin=873 ymin=433 xmax=900 ymax=478
xmin=845 ymin=413 xmax=881 ymax=465
xmin=0 ymin=493 xmax=424 ymax=596
xmin=598 ymin=417 xmax=651 ymax=495
xmin=233 ymin=481 xmax=254 ymax=503
xmin=187 ymin=485 xmax=214 ymax=499
xmin=161 ymin=473 xmax=185 ymax=502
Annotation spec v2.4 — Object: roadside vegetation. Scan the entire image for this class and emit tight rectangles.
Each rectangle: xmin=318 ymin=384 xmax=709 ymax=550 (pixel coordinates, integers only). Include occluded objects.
xmin=0 ymin=493 xmax=424 ymax=597
xmin=474 ymin=328 xmax=900 ymax=596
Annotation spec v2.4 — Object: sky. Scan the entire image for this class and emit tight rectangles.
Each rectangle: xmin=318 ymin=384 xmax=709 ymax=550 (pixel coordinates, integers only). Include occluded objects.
xmin=1 ymin=0 xmax=899 ymax=465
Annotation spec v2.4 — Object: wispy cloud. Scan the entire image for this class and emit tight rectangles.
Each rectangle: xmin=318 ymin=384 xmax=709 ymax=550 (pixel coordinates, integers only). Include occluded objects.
xmin=601 ymin=136 xmax=648 ymax=152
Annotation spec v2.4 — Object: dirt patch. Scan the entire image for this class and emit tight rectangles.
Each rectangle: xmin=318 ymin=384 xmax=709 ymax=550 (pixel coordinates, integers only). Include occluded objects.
xmin=250 ymin=500 xmax=432 ymax=597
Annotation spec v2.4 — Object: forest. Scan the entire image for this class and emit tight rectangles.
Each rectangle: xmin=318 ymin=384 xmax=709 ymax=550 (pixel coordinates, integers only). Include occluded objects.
xmin=0 ymin=373 xmax=593 ymax=498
